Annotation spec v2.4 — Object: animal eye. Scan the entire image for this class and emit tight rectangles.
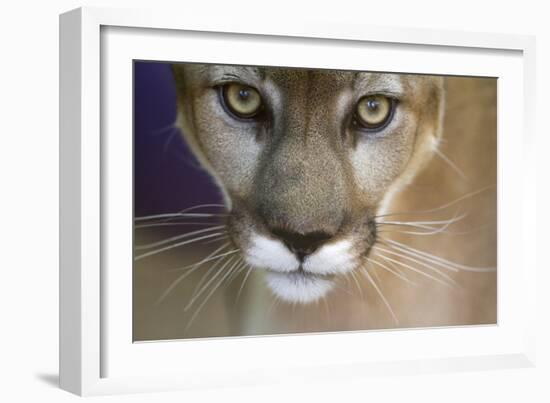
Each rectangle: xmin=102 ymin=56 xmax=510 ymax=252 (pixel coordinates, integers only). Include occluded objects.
xmin=221 ymin=83 xmax=263 ymax=119
xmin=354 ymin=95 xmax=395 ymax=130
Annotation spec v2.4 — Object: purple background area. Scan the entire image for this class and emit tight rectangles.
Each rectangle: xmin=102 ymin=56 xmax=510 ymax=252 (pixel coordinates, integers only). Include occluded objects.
xmin=134 ymin=61 xmax=223 ymax=217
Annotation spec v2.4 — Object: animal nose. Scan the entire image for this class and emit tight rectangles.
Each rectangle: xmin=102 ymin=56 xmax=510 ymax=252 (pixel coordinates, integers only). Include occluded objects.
xmin=271 ymin=228 xmax=332 ymax=261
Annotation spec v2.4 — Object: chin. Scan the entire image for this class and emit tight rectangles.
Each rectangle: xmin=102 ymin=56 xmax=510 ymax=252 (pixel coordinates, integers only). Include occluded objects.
xmin=264 ymin=270 xmax=336 ymax=304
xmin=242 ymin=232 xmax=361 ymax=304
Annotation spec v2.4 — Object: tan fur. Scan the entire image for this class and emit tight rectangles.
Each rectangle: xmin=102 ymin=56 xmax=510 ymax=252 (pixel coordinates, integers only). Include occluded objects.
xmin=172 ymin=65 xmax=444 ymax=254
xmin=132 ymin=66 xmax=496 ymax=340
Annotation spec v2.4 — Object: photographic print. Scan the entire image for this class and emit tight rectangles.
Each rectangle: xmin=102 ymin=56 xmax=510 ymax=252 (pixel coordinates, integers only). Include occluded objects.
xmin=133 ymin=61 xmax=497 ymax=341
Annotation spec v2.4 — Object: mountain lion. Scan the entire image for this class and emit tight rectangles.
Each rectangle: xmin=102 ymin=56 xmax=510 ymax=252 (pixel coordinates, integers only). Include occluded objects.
xmin=168 ymin=63 xmax=495 ymax=308
xmin=133 ymin=63 xmax=496 ymax=339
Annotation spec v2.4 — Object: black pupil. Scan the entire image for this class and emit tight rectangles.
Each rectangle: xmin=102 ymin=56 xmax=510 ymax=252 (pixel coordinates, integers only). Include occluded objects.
xmin=367 ymin=99 xmax=379 ymax=111
xmin=239 ymin=88 xmax=250 ymax=101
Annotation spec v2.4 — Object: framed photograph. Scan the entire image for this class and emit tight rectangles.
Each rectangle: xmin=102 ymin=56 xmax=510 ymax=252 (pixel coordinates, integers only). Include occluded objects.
xmin=59 ymin=7 xmax=537 ymax=396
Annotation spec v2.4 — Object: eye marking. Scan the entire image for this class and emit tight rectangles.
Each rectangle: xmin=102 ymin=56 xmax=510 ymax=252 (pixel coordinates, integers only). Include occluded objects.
xmin=354 ymin=95 xmax=397 ymax=132
xmin=220 ymin=83 xmax=263 ymax=120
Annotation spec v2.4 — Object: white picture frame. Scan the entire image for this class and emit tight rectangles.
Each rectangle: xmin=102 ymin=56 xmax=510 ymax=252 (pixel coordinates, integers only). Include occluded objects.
xmin=59 ymin=6 xmax=537 ymax=396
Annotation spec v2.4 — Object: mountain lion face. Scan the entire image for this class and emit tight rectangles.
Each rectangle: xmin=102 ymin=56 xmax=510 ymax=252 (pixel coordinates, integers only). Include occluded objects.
xmin=172 ymin=64 xmax=444 ymax=304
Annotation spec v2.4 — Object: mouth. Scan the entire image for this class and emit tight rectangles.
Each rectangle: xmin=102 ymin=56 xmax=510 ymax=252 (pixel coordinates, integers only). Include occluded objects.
xmin=263 ymin=267 xmax=337 ymax=304
xmin=240 ymin=231 xmax=365 ymax=304
xmin=270 ymin=266 xmax=336 ymax=280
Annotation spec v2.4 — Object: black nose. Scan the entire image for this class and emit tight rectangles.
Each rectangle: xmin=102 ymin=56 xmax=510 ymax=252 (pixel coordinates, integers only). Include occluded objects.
xmin=271 ymin=228 xmax=332 ymax=261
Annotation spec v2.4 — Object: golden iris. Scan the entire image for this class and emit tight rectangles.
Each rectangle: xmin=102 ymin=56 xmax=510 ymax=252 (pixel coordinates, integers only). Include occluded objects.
xmin=355 ymin=95 xmax=393 ymax=129
xmin=222 ymin=83 xmax=262 ymax=118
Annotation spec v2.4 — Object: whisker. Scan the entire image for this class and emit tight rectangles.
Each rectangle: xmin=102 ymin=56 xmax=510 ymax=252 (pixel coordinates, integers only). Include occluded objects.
xmin=377 ymin=229 xmax=474 ymax=237
xmin=236 ymin=264 xmax=253 ymax=303
xmin=332 ymin=281 xmax=355 ymax=297
xmin=267 ymin=295 xmax=280 ymax=316
xmin=378 ymin=222 xmax=440 ymax=231
xmin=135 ymin=225 xmax=225 ymax=250
xmin=154 ymin=243 xmax=231 ymax=304
xmin=349 ymin=270 xmax=364 ymax=298
xmin=385 ymin=239 xmax=495 ymax=273
xmin=185 ymin=255 xmax=238 ymax=311
xmin=382 ymin=256 xmax=407 ymax=278
xmin=378 ymin=213 xmax=467 ymax=227
xmin=135 ymin=212 xmax=226 ymax=222
xmin=179 ymin=203 xmax=226 ymax=213
xmin=368 ymin=258 xmax=418 ymax=286
xmin=378 ymin=213 xmax=466 ymax=232
xmin=201 ymin=234 xmax=230 ymax=245
xmin=166 ymin=248 xmax=238 ymax=272
xmin=134 ymin=232 xmax=224 ymax=261
xmin=342 ymin=272 xmax=352 ymax=290
xmin=434 ymin=147 xmax=467 ymax=181
xmin=135 ymin=221 xmax=222 ymax=229
xmin=162 ymin=128 xmax=178 ymax=153
xmin=184 ymin=259 xmax=241 ymax=332
xmin=373 ymin=245 xmax=460 ymax=286
xmin=378 ymin=229 xmax=445 ymax=236
xmin=223 ymin=258 xmax=246 ymax=287
xmin=377 ymin=223 xmax=492 ymax=236
xmin=370 ymin=263 xmax=382 ymax=285
xmin=376 ymin=253 xmax=456 ymax=289
xmin=361 ymin=266 xmax=399 ymax=324
xmin=150 ymin=123 xmax=177 ymax=136
xmin=375 ymin=185 xmax=495 ymax=219
xmin=188 ymin=253 xmax=236 ymax=299
xmin=377 ymin=211 xmax=467 ymax=236
xmin=139 ymin=203 xmax=228 ymax=227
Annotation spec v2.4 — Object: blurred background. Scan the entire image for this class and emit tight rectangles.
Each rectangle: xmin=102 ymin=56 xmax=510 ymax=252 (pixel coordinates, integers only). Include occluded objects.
xmin=134 ymin=61 xmax=223 ymax=217
xmin=133 ymin=61 xmax=496 ymax=341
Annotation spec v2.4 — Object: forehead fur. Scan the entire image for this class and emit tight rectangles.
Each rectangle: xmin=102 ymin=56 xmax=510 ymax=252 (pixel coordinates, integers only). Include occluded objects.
xmin=175 ymin=64 xmax=439 ymax=92
xmin=172 ymin=63 xmax=444 ymax=225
